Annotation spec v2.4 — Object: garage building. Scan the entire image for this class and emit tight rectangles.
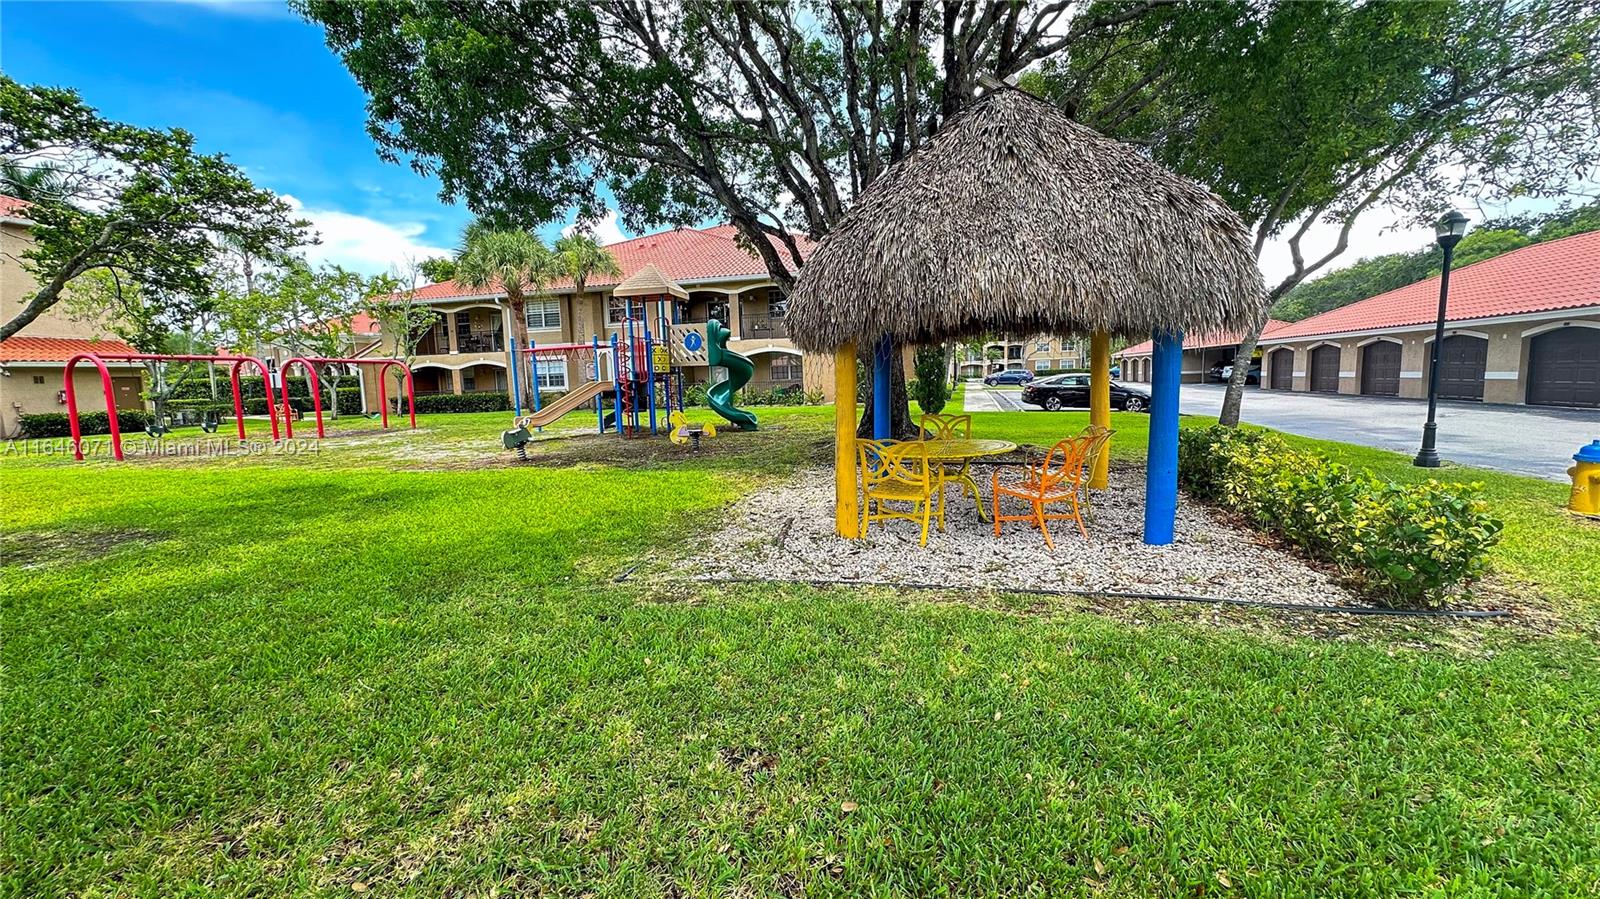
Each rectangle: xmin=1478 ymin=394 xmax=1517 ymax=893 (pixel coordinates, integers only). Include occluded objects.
xmin=1258 ymin=230 xmax=1599 ymax=408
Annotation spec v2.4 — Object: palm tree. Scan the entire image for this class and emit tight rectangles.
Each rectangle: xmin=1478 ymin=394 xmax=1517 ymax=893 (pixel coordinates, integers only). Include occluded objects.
xmin=554 ymin=233 xmax=622 ymax=299
xmin=455 ymin=224 xmax=555 ymax=402
xmin=0 ymin=160 xmax=68 ymax=203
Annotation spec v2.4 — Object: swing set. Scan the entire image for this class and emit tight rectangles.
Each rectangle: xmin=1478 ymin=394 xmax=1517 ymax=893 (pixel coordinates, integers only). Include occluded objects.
xmin=61 ymin=352 xmax=416 ymax=460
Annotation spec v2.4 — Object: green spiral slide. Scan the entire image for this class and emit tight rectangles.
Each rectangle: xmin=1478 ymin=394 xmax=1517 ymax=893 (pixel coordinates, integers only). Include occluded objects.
xmin=705 ymin=319 xmax=759 ymax=430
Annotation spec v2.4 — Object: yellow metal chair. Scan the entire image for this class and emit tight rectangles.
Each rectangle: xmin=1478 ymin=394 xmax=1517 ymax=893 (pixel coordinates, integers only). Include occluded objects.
xmin=1076 ymin=425 xmax=1115 ymax=520
xmin=920 ymin=413 xmax=974 ymax=523
xmin=920 ymin=413 xmax=972 ymax=439
xmin=992 ymin=435 xmax=1093 ymax=549
xmin=858 ymin=439 xmax=939 ymax=545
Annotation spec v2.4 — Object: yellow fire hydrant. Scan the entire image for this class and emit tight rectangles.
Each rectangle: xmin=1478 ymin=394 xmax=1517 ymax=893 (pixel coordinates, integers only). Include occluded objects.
xmin=1569 ymin=440 xmax=1600 ymax=517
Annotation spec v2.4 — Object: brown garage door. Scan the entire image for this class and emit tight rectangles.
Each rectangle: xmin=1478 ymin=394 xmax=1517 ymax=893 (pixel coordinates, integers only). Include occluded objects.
xmin=1360 ymin=341 xmax=1401 ymax=396
xmin=1270 ymin=349 xmax=1293 ymax=390
xmin=1309 ymin=345 xmax=1340 ymax=393
xmin=1433 ymin=335 xmax=1487 ymax=401
xmin=1527 ymin=327 xmax=1599 ymax=408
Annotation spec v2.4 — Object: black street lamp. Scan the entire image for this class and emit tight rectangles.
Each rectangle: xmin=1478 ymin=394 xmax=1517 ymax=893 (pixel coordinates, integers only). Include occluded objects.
xmin=1414 ymin=210 xmax=1471 ymax=468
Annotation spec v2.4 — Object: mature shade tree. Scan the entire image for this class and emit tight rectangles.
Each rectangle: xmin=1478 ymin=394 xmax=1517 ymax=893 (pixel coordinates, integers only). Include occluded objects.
xmin=1027 ymin=0 xmax=1598 ymax=424
xmin=417 ymin=256 xmax=457 ymax=284
xmin=361 ymin=260 xmax=440 ymax=384
xmin=0 ymin=77 xmax=309 ymax=342
xmin=64 ymin=269 xmax=211 ymax=427
xmin=298 ymin=0 xmax=1181 ymax=438
xmin=258 ymin=262 xmax=379 ymax=419
xmin=454 ymin=224 xmax=556 ymax=400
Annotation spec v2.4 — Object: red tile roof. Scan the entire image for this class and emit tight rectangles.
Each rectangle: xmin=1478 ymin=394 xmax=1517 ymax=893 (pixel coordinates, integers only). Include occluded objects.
xmin=0 ymin=336 xmax=139 ymax=363
xmin=408 ymin=224 xmax=811 ymax=302
xmin=0 ymin=194 xmax=33 ymax=220
xmin=1263 ymin=230 xmax=1600 ymax=341
xmin=1116 ymin=320 xmax=1294 ymax=357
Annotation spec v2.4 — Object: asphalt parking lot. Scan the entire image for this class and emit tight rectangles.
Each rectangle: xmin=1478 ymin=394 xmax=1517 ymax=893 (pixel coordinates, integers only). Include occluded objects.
xmin=964 ymin=381 xmax=1597 ymax=481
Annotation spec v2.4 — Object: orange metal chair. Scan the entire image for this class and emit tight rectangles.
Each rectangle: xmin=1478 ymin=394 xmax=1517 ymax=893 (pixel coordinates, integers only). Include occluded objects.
xmin=991 ymin=436 xmax=1093 ymax=549
xmin=858 ymin=439 xmax=939 ymax=545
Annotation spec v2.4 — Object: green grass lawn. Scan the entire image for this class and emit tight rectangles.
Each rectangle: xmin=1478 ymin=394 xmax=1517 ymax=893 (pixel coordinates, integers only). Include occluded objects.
xmin=4 ymin=406 xmax=1597 ymax=897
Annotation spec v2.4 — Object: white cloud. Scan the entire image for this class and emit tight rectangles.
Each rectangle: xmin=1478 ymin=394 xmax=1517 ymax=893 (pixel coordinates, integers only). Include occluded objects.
xmin=561 ymin=209 xmax=628 ymax=246
xmin=283 ymin=195 xmax=452 ymax=276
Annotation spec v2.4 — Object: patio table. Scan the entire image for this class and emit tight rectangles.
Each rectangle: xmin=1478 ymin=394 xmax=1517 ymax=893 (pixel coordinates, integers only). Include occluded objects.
xmin=920 ymin=438 xmax=1018 ymax=522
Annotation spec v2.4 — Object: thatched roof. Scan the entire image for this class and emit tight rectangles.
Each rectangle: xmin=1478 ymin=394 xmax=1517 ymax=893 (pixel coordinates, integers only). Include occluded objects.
xmin=787 ymin=87 xmax=1264 ymax=351
xmin=612 ymin=263 xmax=688 ymax=300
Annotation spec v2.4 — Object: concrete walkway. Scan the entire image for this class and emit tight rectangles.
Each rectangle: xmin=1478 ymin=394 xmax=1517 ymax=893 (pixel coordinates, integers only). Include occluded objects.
xmin=961 ymin=381 xmax=1595 ymax=481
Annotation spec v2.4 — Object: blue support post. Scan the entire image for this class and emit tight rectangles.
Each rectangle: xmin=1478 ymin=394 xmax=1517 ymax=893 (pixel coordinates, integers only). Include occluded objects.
xmin=610 ymin=333 xmax=622 ymax=438
xmin=644 ymin=328 xmax=659 ymax=435
xmin=1143 ymin=329 xmax=1184 ymax=545
xmin=509 ymin=335 xmax=522 ymax=417
xmin=593 ymin=334 xmax=604 ymax=434
xmin=872 ymin=336 xmax=893 ymax=439
xmin=529 ymin=340 xmax=542 ymax=433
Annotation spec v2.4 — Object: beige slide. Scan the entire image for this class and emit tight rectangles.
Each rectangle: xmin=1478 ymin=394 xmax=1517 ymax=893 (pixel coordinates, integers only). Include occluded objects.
xmin=516 ymin=380 xmax=614 ymax=429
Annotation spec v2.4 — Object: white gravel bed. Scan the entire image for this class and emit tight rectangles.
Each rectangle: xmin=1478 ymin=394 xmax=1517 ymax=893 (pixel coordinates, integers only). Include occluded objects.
xmin=677 ymin=463 xmax=1369 ymax=606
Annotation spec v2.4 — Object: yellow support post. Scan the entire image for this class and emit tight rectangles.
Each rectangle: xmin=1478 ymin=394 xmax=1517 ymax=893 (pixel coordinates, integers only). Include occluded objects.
xmin=1090 ymin=331 xmax=1111 ymax=489
xmin=834 ymin=342 xmax=860 ymax=537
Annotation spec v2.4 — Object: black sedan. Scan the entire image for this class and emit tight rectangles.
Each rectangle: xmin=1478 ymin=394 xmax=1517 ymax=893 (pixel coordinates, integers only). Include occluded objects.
xmin=1021 ymin=374 xmax=1151 ymax=412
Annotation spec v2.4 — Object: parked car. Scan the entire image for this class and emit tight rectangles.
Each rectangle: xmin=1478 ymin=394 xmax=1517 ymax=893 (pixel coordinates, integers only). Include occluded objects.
xmin=1021 ymin=374 xmax=1151 ymax=412
xmin=1220 ymin=362 xmax=1262 ymax=385
xmin=983 ymin=369 xmax=1035 ymax=386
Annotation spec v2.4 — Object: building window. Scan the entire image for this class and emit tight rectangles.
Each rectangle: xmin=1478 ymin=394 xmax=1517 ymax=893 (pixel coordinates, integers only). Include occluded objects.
xmin=1036 ymin=341 xmax=1050 ymax=352
xmin=525 ymin=298 xmax=561 ymax=330
xmin=767 ymin=289 xmax=789 ymax=318
xmin=463 ymin=370 xmax=476 ymax=391
xmin=1007 ymin=346 xmax=1023 ymax=360
xmin=32 ymin=375 xmax=46 ymax=384
xmin=608 ymin=296 xmax=643 ymax=325
xmin=533 ymin=358 xmax=568 ymax=390
xmin=455 ymin=310 xmax=473 ymax=334
xmin=495 ymin=369 xmax=508 ymax=391
xmin=770 ymin=355 xmax=802 ymax=381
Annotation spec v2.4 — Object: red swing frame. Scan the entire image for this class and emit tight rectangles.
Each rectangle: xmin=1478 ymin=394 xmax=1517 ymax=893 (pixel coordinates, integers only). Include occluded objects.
xmin=278 ymin=356 xmax=416 ymax=439
xmin=63 ymin=352 xmax=280 ymax=461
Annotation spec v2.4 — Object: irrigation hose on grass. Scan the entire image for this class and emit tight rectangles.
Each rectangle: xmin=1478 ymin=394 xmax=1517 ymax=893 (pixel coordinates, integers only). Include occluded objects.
xmin=669 ymin=575 xmax=1511 ymax=620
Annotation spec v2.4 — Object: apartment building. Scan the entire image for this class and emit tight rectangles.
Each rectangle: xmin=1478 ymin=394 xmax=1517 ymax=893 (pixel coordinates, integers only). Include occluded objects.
xmin=955 ymin=334 xmax=1088 ymax=379
xmin=377 ymin=224 xmax=829 ymax=404
xmin=0 ymin=195 xmax=144 ymax=437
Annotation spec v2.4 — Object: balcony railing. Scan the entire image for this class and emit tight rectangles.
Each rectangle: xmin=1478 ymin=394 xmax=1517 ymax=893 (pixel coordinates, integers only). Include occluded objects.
xmin=742 ymin=317 xmax=788 ymax=339
xmin=457 ymin=331 xmax=504 ymax=353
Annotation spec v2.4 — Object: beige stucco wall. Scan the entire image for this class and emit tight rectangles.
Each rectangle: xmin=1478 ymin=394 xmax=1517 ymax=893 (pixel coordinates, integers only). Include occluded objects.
xmin=1259 ymin=310 xmax=1600 ymax=405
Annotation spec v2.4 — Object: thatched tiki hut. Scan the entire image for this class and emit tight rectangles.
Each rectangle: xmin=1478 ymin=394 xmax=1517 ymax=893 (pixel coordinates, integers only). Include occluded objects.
xmin=786 ymin=86 xmax=1264 ymax=546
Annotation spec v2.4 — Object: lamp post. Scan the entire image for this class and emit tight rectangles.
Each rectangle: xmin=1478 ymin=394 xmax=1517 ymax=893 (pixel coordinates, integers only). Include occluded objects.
xmin=1413 ymin=210 xmax=1471 ymax=468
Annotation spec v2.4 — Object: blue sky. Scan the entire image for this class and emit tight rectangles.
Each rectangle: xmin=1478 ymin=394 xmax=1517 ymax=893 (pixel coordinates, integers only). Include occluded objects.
xmin=1 ymin=0 xmax=629 ymax=275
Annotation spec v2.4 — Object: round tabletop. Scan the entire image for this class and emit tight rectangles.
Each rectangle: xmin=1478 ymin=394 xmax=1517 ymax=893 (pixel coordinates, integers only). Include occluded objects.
xmin=919 ymin=438 xmax=1018 ymax=460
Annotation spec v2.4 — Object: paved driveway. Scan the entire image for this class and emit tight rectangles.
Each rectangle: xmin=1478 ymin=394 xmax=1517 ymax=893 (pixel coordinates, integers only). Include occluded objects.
xmin=1182 ymin=385 xmax=1594 ymax=481
xmin=962 ymin=381 xmax=1596 ymax=480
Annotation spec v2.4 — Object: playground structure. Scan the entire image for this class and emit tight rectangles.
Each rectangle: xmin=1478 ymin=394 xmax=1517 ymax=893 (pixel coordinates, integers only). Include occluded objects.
xmin=278 ymin=356 xmax=417 ymax=439
xmin=62 ymin=352 xmax=282 ymax=461
xmin=508 ymin=264 xmax=758 ymax=441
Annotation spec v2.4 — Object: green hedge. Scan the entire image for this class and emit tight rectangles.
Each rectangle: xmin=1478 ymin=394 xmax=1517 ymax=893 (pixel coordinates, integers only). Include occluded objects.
xmin=683 ymin=383 xmax=819 ymax=407
xmin=1178 ymin=426 xmax=1503 ymax=608
xmin=18 ymin=410 xmax=151 ymax=439
xmin=413 ymin=392 xmax=511 ymax=413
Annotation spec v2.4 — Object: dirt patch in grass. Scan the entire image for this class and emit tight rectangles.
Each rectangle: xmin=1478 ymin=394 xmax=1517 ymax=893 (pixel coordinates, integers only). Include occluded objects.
xmin=0 ymin=527 xmax=166 ymax=569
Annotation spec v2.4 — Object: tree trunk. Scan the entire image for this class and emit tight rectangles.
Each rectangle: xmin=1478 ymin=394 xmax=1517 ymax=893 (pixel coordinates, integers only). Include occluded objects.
xmin=325 ymin=368 xmax=342 ymax=420
xmin=1218 ymin=310 xmax=1269 ymax=427
xmin=508 ymin=292 xmax=531 ymax=404
xmin=854 ymin=347 xmax=916 ymax=439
